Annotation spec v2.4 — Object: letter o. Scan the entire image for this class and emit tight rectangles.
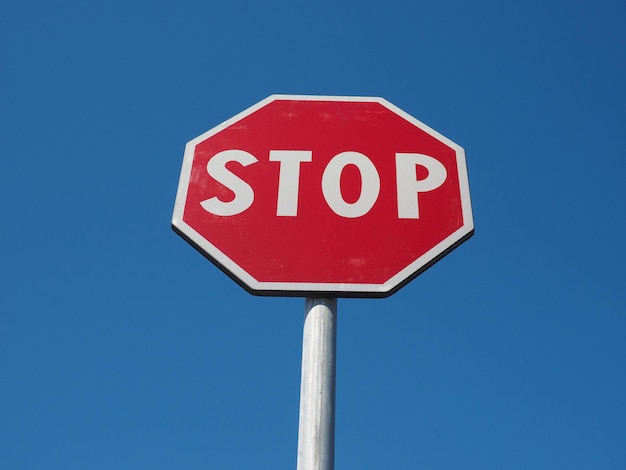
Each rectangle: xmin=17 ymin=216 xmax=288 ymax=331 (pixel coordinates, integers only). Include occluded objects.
xmin=321 ymin=151 xmax=381 ymax=218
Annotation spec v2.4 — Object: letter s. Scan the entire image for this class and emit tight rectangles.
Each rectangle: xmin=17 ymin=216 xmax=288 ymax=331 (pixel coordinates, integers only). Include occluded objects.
xmin=200 ymin=150 xmax=257 ymax=216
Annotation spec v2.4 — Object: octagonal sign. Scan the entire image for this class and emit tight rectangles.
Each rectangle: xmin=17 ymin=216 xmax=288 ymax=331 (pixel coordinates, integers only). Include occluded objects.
xmin=172 ymin=95 xmax=473 ymax=297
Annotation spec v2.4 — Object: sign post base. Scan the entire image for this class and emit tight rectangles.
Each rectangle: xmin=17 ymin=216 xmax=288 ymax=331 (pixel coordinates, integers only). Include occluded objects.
xmin=297 ymin=297 xmax=337 ymax=470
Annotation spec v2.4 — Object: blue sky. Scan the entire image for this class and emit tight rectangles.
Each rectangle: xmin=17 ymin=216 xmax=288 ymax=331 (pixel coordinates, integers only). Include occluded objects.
xmin=2 ymin=0 xmax=625 ymax=469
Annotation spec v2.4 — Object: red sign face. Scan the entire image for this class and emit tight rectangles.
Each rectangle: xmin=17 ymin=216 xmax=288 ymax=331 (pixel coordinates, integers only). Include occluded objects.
xmin=172 ymin=95 xmax=473 ymax=297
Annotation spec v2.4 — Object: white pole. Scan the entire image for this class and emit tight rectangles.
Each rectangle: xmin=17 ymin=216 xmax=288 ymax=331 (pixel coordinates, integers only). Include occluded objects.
xmin=297 ymin=297 xmax=337 ymax=470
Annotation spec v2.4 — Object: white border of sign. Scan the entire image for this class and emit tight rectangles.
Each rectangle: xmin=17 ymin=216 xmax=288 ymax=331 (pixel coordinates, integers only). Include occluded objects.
xmin=172 ymin=95 xmax=474 ymax=297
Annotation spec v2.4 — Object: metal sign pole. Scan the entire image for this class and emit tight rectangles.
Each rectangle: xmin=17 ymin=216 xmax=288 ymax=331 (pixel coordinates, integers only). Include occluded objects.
xmin=296 ymin=297 xmax=337 ymax=470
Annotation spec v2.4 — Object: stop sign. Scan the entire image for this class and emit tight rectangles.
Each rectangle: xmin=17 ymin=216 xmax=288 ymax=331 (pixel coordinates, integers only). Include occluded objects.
xmin=172 ymin=95 xmax=473 ymax=297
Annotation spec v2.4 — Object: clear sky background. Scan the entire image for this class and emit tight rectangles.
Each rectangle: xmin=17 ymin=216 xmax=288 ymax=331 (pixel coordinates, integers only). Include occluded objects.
xmin=2 ymin=0 xmax=625 ymax=469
